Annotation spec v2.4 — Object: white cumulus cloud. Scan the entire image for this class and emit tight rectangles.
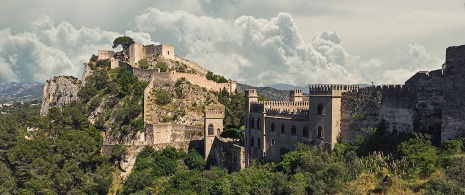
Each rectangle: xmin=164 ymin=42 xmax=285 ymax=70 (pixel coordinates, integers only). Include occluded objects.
xmin=134 ymin=8 xmax=444 ymax=86
xmin=0 ymin=16 xmax=154 ymax=83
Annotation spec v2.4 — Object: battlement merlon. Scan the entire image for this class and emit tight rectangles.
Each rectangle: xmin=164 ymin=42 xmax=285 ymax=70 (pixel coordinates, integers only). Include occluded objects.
xmin=309 ymin=84 xmax=360 ymax=96
xmin=204 ymin=105 xmax=225 ymax=118
xmin=245 ymin=89 xmax=258 ymax=98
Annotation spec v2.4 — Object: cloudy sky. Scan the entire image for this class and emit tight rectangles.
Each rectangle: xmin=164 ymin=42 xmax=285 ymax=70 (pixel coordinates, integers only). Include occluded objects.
xmin=1 ymin=0 xmax=465 ymax=86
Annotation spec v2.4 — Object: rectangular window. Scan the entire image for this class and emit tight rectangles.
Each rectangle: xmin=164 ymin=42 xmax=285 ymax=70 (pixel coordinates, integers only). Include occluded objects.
xmin=271 ymin=139 xmax=275 ymax=147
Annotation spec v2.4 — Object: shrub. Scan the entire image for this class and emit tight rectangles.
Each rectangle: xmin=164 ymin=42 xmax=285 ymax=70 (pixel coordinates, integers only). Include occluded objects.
xmin=155 ymin=90 xmax=172 ymax=105
xmin=138 ymin=58 xmax=149 ymax=69
xmin=156 ymin=62 xmax=168 ymax=72
xmin=96 ymin=59 xmax=111 ymax=68
xmin=90 ymin=54 xmax=98 ymax=62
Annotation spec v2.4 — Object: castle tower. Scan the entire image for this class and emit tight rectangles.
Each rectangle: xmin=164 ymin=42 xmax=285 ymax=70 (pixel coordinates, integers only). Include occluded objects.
xmin=289 ymin=89 xmax=303 ymax=102
xmin=204 ymin=104 xmax=225 ymax=161
xmin=244 ymin=89 xmax=258 ymax=166
xmin=308 ymin=84 xmax=359 ymax=151
xmin=442 ymin=45 xmax=465 ymax=142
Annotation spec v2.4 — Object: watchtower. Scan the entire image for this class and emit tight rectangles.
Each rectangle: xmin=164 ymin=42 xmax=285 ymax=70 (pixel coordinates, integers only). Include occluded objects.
xmin=204 ymin=104 xmax=225 ymax=160
xmin=244 ymin=89 xmax=258 ymax=166
xmin=308 ymin=84 xmax=359 ymax=150
xmin=289 ymin=89 xmax=303 ymax=102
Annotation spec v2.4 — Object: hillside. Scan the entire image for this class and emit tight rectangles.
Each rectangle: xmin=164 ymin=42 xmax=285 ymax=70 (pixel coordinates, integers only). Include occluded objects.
xmin=0 ymin=82 xmax=44 ymax=104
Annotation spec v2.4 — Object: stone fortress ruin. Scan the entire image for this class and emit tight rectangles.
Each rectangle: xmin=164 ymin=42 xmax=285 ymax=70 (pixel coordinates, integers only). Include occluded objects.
xmin=243 ymin=45 xmax=465 ymax=164
xmin=97 ymin=42 xmax=236 ymax=149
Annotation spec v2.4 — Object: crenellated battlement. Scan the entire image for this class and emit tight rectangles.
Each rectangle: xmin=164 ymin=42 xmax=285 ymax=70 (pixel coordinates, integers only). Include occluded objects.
xmin=309 ymin=84 xmax=360 ymax=96
xmin=245 ymin=89 xmax=258 ymax=97
xmin=289 ymin=89 xmax=303 ymax=95
xmin=204 ymin=105 xmax=225 ymax=119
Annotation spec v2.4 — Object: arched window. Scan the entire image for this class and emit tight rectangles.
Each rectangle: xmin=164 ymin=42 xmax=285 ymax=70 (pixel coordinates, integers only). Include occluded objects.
xmin=257 ymin=118 xmax=261 ymax=130
xmin=317 ymin=126 xmax=324 ymax=138
xmin=251 ymin=117 xmax=255 ymax=128
xmin=280 ymin=124 xmax=285 ymax=134
xmin=257 ymin=138 xmax=260 ymax=148
xmin=208 ymin=124 xmax=214 ymax=135
xmin=271 ymin=123 xmax=275 ymax=132
xmin=303 ymin=126 xmax=309 ymax=137
xmin=291 ymin=125 xmax=297 ymax=135
xmin=317 ymin=103 xmax=325 ymax=115
xmin=251 ymin=136 xmax=254 ymax=147
xmin=217 ymin=128 xmax=221 ymax=137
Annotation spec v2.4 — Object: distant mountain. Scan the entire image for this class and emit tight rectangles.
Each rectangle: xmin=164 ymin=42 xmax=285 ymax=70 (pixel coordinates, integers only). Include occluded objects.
xmin=269 ymin=83 xmax=309 ymax=94
xmin=0 ymin=82 xmax=44 ymax=104
xmin=236 ymin=83 xmax=290 ymax=101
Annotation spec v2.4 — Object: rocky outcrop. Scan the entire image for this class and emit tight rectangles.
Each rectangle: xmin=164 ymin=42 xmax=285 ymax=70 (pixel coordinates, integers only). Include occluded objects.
xmin=81 ymin=63 xmax=93 ymax=86
xmin=40 ymin=76 xmax=81 ymax=117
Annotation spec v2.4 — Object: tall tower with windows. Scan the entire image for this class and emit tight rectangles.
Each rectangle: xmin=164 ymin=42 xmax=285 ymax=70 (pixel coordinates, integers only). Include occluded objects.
xmin=204 ymin=104 xmax=225 ymax=160
xmin=244 ymin=89 xmax=259 ymax=166
xmin=308 ymin=84 xmax=359 ymax=150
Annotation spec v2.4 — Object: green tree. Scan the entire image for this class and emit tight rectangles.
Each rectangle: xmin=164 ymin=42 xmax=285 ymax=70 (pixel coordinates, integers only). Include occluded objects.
xmin=399 ymin=133 xmax=439 ymax=176
xmin=112 ymin=36 xmax=135 ymax=49
xmin=185 ymin=149 xmax=205 ymax=171
xmin=0 ymin=162 xmax=16 ymax=194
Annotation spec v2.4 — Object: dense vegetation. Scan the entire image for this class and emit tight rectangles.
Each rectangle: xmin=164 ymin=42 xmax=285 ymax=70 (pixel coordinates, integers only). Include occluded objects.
xmin=79 ymin=62 xmax=148 ymax=137
xmin=118 ymin=126 xmax=465 ymax=194
xmin=0 ymin=103 xmax=112 ymax=194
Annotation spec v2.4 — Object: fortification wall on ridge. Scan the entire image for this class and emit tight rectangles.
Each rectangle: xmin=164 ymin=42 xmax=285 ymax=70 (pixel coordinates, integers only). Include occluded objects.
xmin=174 ymin=56 xmax=209 ymax=76
xmin=169 ymin=71 xmax=233 ymax=93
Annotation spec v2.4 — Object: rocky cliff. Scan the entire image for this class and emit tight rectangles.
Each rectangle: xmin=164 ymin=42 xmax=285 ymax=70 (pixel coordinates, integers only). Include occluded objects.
xmin=40 ymin=76 xmax=81 ymax=116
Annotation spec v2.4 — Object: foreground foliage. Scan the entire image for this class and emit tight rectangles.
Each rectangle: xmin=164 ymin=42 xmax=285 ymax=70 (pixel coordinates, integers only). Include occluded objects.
xmin=0 ymin=103 xmax=113 ymax=194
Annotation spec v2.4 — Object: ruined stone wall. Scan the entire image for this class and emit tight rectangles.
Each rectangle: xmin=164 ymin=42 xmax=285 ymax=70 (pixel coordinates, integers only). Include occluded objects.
xmin=131 ymin=67 xmax=159 ymax=82
xmin=340 ymin=85 xmax=415 ymax=142
xmin=340 ymin=71 xmax=444 ymax=144
xmin=210 ymin=137 xmax=245 ymax=172
xmin=406 ymin=70 xmax=444 ymax=144
xmin=97 ymin=50 xmax=115 ymax=60
xmin=170 ymin=71 xmax=234 ymax=93
xmin=145 ymin=123 xmax=203 ymax=145
xmin=174 ymin=55 xmax=209 ymax=76
xmin=442 ymin=45 xmax=465 ymax=141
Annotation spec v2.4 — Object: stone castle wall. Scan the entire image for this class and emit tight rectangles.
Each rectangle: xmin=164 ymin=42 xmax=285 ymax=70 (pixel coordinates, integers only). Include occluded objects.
xmin=144 ymin=123 xmax=203 ymax=145
xmin=442 ymin=45 xmax=465 ymax=141
xmin=210 ymin=137 xmax=245 ymax=172
xmin=340 ymin=85 xmax=414 ymax=142
xmin=174 ymin=55 xmax=209 ymax=76
xmin=170 ymin=71 xmax=236 ymax=93
xmin=340 ymin=70 xmax=444 ymax=144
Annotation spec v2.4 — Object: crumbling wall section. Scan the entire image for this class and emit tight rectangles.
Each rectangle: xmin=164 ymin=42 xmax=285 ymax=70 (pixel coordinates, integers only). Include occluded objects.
xmin=210 ymin=137 xmax=245 ymax=172
xmin=340 ymin=85 xmax=414 ymax=142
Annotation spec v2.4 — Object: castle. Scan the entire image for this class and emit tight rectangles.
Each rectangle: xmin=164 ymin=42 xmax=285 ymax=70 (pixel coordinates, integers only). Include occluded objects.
xmin=96 ymin=42 xmax=465 ymax=169
xmin=242 ymin=45 xmax=465 ymax=164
